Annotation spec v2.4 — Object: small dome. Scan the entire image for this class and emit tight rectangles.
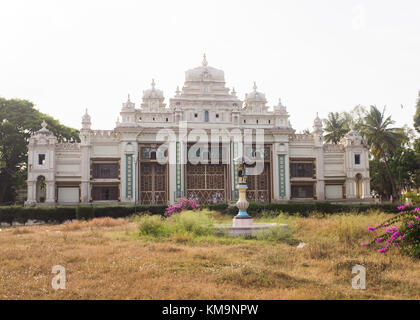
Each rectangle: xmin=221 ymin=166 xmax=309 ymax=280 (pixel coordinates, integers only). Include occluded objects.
xmin=247 ymin=82 xmax=266 ymax=102
xmin=185 ymin=54 xmax=225 ymax=82
xmin=143 ymin=79 xmax=164 ymax=99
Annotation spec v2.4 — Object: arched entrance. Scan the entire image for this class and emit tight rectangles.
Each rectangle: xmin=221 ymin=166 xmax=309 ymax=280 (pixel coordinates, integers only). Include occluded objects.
xmin=36 ymin=175 xmax=46 ymax=203
xmin=355 ymin=173 xmax=363 ymax=199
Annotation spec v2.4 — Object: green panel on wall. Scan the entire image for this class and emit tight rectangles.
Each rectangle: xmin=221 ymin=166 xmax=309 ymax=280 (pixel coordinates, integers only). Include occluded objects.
xmin=278 ymin=154 xmax=286 ymax=198
xmin=126 ymin=154 xmax=133 ymax=199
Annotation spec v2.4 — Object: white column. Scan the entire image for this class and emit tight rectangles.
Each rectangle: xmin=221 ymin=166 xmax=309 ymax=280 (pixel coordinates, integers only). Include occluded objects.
xmin=346 ymin=178 xmax=356 ymax=199
xmin=168 ymin=140 xmax=177 ymax=204
xmin=285 ymin=150 xmax=291 ymax=200
xmin=363 ymin=178 xmax=371 ymax=199
xmin=45 ymin=181 xmax=55 ymax=204
xmin=80 ymin=145 xmax=90 ymax=203
xmin=25 ymin=181 xmax=36 ymax=205
xmin=272 ymin=144 xmax=279 ymax=201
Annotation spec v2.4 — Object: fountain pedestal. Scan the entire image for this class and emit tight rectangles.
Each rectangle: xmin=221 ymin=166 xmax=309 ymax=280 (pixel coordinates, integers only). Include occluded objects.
xmin=233 ymin=184 xmax=253 ymax=228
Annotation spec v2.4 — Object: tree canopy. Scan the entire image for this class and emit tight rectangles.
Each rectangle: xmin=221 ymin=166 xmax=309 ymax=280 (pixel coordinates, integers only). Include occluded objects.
xmin=322 ymin=112 xmax=348 ymax=144
xmin=414 ymin=90 xmax=420 ymax=133
xmin=0 ymin=98 xmax=79 ymax=203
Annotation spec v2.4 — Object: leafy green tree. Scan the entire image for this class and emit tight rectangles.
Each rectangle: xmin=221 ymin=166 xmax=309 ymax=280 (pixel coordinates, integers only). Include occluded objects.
xmin=0 ymin=98 xmax=79 ymax=203
xmin=389 ymin=147 xmax=420 ymax=192
xmin=360 ymin=105 xmax=406 ymax=201
xmin=322 ymin=112 xmax=348 ymax=144
xmin=414 ymin=91 xmax=420 ymax=133
xmin=369 ymin=158 xmax=392 ymax=199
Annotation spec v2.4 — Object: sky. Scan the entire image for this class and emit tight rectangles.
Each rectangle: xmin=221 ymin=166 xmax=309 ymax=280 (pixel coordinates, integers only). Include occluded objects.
xmin=1 ymin=0 xmax=419 ymax=132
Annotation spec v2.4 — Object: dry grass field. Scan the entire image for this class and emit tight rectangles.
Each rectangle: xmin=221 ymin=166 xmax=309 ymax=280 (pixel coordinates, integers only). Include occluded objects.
xmin=0 ymin=211 xmax=419 ymax=300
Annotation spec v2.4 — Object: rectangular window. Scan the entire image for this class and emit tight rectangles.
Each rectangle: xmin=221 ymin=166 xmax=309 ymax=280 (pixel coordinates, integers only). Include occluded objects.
xmin=290 ymin=163 xmax=314 ymax=178
xmin=92 ymin=163 xmax=119 ymax=179
xmin=291 ymin=185 xmax=314 ymax=198
xmin=38 ymin=154 xmax=46 ymax=165
xmin=92 ymin=186 xmax=119 ymax=201
xmin=354 ymin=154 xmax=361 ymax=165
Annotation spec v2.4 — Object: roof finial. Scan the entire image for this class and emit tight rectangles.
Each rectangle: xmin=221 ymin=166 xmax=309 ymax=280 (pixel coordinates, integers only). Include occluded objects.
xmin=231 ymin=87 xmax=236 ymax=96
xmin=175 ymin=85 xmax=181 ymax=96
xmin=151 ymin=79 xmax=155 ymax=89
xmin=127 ymin=94 xmax=131 ymax=102
xmin=202 ymin=53 xmax=208 ymax=67
xmin=253 ymin=81 xmax=257 ymax=92
xmin=41 ymin=120 xmax=47 ymax=129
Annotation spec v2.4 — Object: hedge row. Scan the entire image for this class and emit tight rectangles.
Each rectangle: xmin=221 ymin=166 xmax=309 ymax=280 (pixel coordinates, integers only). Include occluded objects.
xmin=226 ymin=202 xmax=401 ymax=216
xmin=0 ymin=205 xmax=167 ymax=224
xmin=0 ymin=202 xmax=401 ymax=225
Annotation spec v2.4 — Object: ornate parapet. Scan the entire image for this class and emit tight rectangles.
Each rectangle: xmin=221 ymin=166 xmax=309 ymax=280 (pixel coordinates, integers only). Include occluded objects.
xmin=323 ymin=144 xmax=345 ymax=152
xmin=56 ymin=143 xmax=81 ymax=152
xmin=91 ymin=130 xmax=120 ymax=142
xmin=288 ymin=134 xmax=314 ymax=142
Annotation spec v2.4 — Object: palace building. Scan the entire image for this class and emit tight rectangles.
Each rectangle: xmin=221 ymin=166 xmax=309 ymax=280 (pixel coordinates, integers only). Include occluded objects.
xmin=25 ymin=55 xmax=371 ymax=206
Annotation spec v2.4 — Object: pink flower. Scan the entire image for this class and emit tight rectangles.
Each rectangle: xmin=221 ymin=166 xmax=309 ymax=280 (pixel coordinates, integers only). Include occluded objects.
xmin=408 ymin=224 xmax=413 ymax=228
xmin=368 ymin=227 xmax=376 ymax=232
xmin=385 ymin=227 xmax=398 ymax=233
xmin=376 ymin=238 xmax=383 ymax=243
xmin=361 ymin=242 xmax=369 ymax=247
xmin=416 ymin=216 xmax=420 ymax=220
xmin=391 ymin=231 xmax=400 ymax=240
xmin=378 ymin=248 xmax=387 ymax=253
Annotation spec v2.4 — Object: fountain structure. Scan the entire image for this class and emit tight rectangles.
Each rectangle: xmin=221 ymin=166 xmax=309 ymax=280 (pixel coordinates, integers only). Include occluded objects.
xmin=215 ymin=156 xmax=288 ymax=236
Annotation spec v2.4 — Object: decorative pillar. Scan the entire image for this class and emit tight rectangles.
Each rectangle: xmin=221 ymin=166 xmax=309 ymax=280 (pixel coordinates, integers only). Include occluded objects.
xmin=232 ymin=157 xmax=253 ymax=228
xmin=80 ymin=109 xmax=91 ymax=203
xmin=45 ymin=181 xmax=56 ymax=204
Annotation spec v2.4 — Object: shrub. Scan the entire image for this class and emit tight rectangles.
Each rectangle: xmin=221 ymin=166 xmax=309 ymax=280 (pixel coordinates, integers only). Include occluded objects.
xmin=165 ymin=198 xmax=199 ymax=217
xmin=137 ymin=210 xmax=215 ymax=238
xmin=137 ymin=215 xmax=169 ymax=237
xmin=402 ymin=191 xmax=420 ymax=205
xmin=76 ymin=206 xmax=94 ymax=220
xmin=169 ymin=210 xmax=214 ymax=236
xmin=361 ymin=204 xmax=420 ymax=258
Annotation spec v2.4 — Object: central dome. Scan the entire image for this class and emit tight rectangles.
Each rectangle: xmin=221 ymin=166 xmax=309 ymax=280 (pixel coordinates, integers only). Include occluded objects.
xmin=143 ymin=79 xmax=164 ymax=99
xmin=185 ymin=54 xmax=225 ymax=82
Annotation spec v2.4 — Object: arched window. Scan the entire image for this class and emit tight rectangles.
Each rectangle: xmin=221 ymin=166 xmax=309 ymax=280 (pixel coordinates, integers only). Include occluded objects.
xmin=204 ymin=111 xmax=209 ymax=122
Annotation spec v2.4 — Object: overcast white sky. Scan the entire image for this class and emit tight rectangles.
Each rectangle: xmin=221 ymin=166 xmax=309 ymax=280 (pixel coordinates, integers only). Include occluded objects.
xmin=1 ymin=0 xmax=419 ymax=132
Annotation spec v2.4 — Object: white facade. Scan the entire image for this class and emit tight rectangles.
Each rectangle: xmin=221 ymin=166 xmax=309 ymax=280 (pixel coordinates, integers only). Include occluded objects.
xmin=25 ymin=56 xmax=371 ymax=206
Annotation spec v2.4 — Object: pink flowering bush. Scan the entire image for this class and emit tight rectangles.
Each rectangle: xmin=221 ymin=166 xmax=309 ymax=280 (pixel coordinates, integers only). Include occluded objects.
xmin=165 ymin=198 xmax=200 ymax=217
xmin=362 ymin=204 xmax=420 ymax=258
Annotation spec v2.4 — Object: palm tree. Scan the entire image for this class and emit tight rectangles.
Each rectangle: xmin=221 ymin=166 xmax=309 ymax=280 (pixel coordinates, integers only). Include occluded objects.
xmin=323 ymin=112 xmax=348 ymax=144
xmin=360 ymin=106 xmax=406 ymax=201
